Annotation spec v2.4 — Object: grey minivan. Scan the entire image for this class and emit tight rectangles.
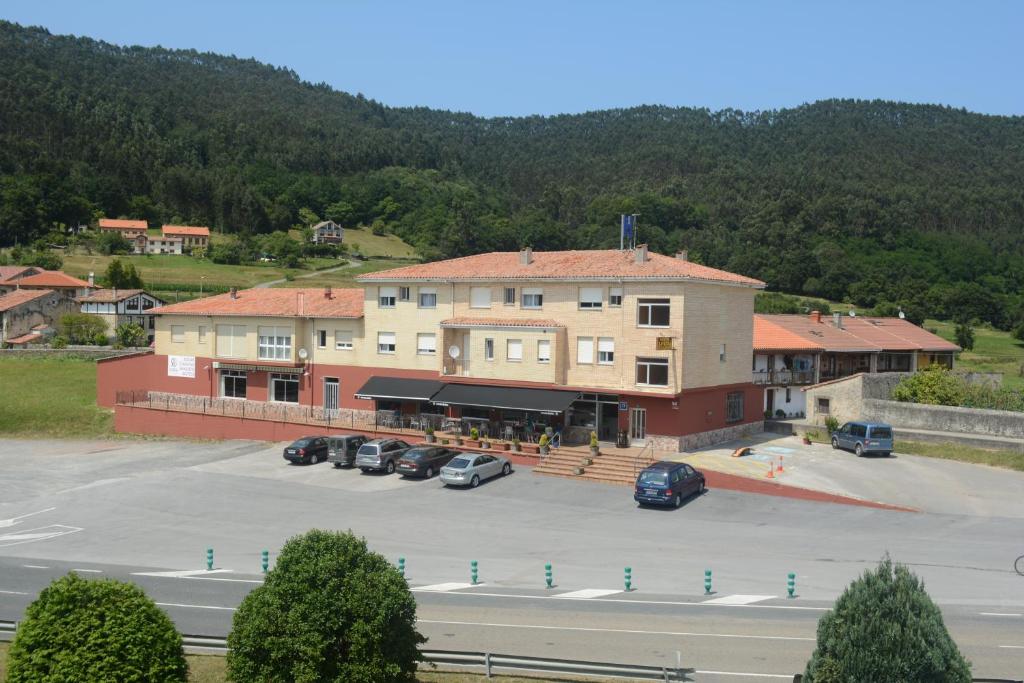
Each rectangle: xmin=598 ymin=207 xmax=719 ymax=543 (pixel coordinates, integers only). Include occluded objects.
xmin=355 ymin=438 xmax=413 ymax=474
xmin=831 ymin=421 xmax=893 ymax=456
xmin=327 ymin=434 xmax=368 ymax=468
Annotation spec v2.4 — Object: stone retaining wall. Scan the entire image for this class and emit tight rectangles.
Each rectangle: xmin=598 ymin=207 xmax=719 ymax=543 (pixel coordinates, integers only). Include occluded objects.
xmin=862 ymin=398 xmax=1024 ymax=440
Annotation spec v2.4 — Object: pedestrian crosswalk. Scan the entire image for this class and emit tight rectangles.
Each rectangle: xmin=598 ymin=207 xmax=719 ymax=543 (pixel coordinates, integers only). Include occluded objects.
xmin=701 ymin=594 xmax=775 ymax=605
xmin=553 ymin=588 xmax=622 ymax=599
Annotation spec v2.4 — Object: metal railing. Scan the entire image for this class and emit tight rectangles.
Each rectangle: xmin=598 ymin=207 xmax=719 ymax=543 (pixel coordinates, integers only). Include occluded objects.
xmin=752 ymin=369 xmax=816 ymax=385
xmin=633 ymin=439 xmax=656 ymax=478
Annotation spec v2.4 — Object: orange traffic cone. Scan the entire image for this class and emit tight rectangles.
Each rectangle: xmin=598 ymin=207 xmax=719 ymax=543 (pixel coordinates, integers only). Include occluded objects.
xmin=766 ymin=458 xmax=775 ymax=478
xmin=777 ymin=456 xmax=785 ymax=473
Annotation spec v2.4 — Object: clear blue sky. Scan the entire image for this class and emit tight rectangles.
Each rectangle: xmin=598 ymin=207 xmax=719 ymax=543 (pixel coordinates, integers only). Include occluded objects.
xmin=3 ymin=0 xmax=1021 ymax=117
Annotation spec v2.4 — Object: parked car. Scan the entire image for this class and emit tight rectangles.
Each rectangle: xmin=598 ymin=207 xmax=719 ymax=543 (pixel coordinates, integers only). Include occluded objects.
xmin=397 ymin=446 xmax=461 ymax=478
xmin=355 ymin=438 xmax=413 ymax=474
xmin=282 ymin=436 xmax=329 ymax=465
xmin=831 ymin=421 xmax=893 ymax=456
xmin=327 ymin=434 xmax=368 ymax=468
xmin=440 ymin=453 xmax=512 ymax=488
xmin=634 ymin=461 xmax=705 ymax=508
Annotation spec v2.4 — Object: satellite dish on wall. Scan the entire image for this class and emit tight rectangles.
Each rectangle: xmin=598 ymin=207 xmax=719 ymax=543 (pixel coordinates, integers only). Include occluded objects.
xmin=849 ymin=310 xmax=856 ymax=317
xmin=448 ymin=345 xmax=461 ymax=359
xmin=298 ymin=348 xmax=309 ymax=360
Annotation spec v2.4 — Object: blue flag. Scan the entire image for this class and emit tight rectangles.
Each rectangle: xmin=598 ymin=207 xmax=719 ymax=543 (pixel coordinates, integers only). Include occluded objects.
xmin=623 ymin=214 xmax=634 ymax=238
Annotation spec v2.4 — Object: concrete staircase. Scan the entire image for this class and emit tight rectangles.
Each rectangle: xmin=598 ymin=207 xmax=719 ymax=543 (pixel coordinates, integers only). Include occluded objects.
xmin=532 ymin=446 xmax=658 ymax=486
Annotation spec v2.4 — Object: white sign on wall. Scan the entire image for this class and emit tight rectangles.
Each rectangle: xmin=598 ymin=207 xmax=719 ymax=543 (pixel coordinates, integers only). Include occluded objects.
xmin=167 ymin=355 xmax=196 ymax=378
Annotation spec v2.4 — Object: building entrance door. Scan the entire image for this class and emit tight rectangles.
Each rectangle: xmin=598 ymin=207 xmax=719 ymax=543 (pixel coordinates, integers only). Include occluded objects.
xmin=629 ymin=407 xmax=647 ymax=443
xmin=765 ymin=388 xmax=775 ymax=416
xmin=324 ymin=378 xmax=339 ymax=418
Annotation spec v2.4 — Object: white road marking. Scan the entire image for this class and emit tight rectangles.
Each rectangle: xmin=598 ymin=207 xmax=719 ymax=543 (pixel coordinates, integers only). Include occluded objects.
xmin=703 ymin=594 xmax=776 ymax=606
xmin=980 ymin=612 xmax=1022 ymax=617
xmin=134 ymin=569 xmax=235 ymax=578
xmin=413 ymin=589 xmax=830 ymax=611
xmin=694 ymin=671 xmax=792 ymax=679
xmin=155 ymin=602 xmax=237 ymax=611
xmin=417 ymin=619 xmax=814 ymax=641
xmin=999 ymin=644 xmax=1024 ymax=649
xmin=413 ymin=582 xmax=482 ymax=592
xmin=0 ymin=507 xmax=56 ymax=528
xmin=554 ymin=588 xmax=622 ymax=599
xmin=0 ymin=525 xmax=83 ymax=547
xmin=0 ymin=590 xmax=29 ymax=595
xmin=56 ymin=477 xmax=130 ymax=495
xmin=72 ymin=569 xmax=103 ymax=574
xmin=22 ymin=565 xmax=49 ymax=569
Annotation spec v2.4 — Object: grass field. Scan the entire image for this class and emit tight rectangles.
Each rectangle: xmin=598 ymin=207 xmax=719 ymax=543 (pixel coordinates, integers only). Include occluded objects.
xmin=0 ymin=356 xmax=113 ymax=437
xmin=925 ymin=319 xmax=1024 ymax=390
xmin=343 ymin=227 xmax=419 ymax=259
xmin=273 ymin=257 xmax=420 ymax=289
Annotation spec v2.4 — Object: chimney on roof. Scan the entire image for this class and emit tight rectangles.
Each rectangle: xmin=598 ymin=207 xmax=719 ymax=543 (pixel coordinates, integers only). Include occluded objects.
xmin=810 ymin=310 xmax=821 ymax=324
xmin=675 ymin=250 xmax=688 ymax=261
xmin=230 ymin=287 xmax=238 ymax=299
xmin=634 ymin=244 xmax=649 ymax=264
xmin=88 ymin=271 xmax=94 ymax=287
xmin=519 ymin=247 xmax=533 ymax=265
xmin=833 ymin=312 xmax=843 ymax=329
xmin=324 ymin=286 xmax=333 ymax=299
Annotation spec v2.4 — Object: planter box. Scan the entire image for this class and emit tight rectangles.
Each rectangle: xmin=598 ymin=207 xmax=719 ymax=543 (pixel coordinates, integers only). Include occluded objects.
xmin=424 ymin=435 xmax=436 ymax=444
xmin=521 ymin=443 xmax=539 ymax=454
xmin=464 ymin=439 xmax=480 ymax=448
xmin=496 ymin=443 xmax=510 ymax=451
xmin=480 ymin=442 xmax=491 ymax=449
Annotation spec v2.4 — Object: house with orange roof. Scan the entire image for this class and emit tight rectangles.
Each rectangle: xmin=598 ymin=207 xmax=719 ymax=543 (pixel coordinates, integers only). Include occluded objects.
xmin=754 ymin=311 xmax=959 ymax=417
xmin=97 ymin=246 xmax=767 ymax=451
xmin=98 ymin=218 xmax=148 ymax=239
xmin=0 ymin=289 xmax=77 ymax=346
xmin=77 ymin=289 xmax=166 ymax=344
xmin=0 ymin=271 xmax=98 ymax=298
xmin=161 ymin=225 xmax=210 ymax=252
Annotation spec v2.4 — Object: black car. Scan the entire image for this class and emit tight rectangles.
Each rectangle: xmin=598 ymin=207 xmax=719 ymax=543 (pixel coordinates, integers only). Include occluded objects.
xmin=397 ymin=447 xmax=461 ymax=478
xmin=283 ymin=436 xmax=329 ymax=465
xmin=634 ymin=461 xmax=705 ymax=508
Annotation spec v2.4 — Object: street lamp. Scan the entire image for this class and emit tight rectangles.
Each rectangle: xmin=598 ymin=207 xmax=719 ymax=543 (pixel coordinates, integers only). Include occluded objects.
xmin=200 ymin=276 xmax=206 ymax=296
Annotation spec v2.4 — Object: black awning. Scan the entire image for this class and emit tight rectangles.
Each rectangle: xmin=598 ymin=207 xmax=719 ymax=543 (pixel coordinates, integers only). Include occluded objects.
xmin=431 ymin=384 xmax=579 ymax=415
xmin=354 ymin=376 xmax=445 ymax=402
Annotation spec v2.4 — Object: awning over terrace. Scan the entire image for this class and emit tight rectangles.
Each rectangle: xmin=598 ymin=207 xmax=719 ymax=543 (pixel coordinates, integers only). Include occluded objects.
xmin=430 ymin=384 xmax=579 ymax=415
xmin=354 ymin=376 xmax=446 ymax=402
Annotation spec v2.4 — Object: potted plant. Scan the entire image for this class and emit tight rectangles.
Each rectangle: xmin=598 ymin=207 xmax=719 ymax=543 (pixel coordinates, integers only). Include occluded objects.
xmin=512 ymin=438 xmax=521 ymax=452
xmin=455 ymin=435 xmax=464 ymax=446
xmin=424 ymin=426 xmax=436 ymax=444
xmin=539 ymin=434 xmax=550 ymax=456
xmin=441 ymin=438 xmax=450 ymax=446
xmin=470 ymin=427 xmax=479 ymax=441
xmin=589 ymin=431 xmax=599 ymax=457
xmin=481 ymin=437 xmax=491 ymax=449
xmin=802 ymin=430 xmax=818 ymax=445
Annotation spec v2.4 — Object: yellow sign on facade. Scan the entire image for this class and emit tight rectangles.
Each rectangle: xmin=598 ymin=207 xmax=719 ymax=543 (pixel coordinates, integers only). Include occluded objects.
xmin=656 ymin=337 xmax=674 ymax=351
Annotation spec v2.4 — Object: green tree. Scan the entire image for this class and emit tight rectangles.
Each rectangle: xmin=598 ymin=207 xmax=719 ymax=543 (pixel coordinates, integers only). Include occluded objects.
xmin=954 ymin=322 xmax=975 ymax=351
xmin=59 ymin=313 xmax=108 ymax=345
xmin=298 ymin=207 xmax=321 ymax=227
xmin=325 ymin=200 xmax=354 ymax=225
xmin=104 ymin=258 xmax=143 ymax=288
xmin=24 ymin=249 xmax=63 ymax=270
xmin=95 ymin=230 xmax=131 ymax=255
xmin=6 ymin=573 xmax=187 ymax=682
xmin=804 ymin=558 xmax=970 ymax=682
xmin=260 ymin=230 xmax=302 ymax=267
xmin=892 ymin=366 xmax=966 ymax=406
xmin=227 ymin=529 xmax=424 ymax=683
xmin=116 ymin=322 xmax=147 ymax=347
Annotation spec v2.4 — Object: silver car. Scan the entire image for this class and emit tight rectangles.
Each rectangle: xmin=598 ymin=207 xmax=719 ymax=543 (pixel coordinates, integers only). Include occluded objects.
xmin=355 ymin=438 xmax=412 ymax=474
xmin=440 ymin=453 xmax=512 ymax=488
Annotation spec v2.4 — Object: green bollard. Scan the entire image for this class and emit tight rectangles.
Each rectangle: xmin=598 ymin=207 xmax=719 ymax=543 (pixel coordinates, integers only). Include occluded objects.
xmin=471 ymin=560 xmax=478 ymax=585
xmin=704 ymin=569 xmax=712 ymax=595
xmin=545 ymin=563 xmax=553 ymax=589
xmin=787 ymin=572 xmax=796 ymax=598
xmin=398 ymin=556 xmax=405 ymax=579
xmin=261 ymin=550 xmax=269 ymax=574
xmin=206 ymin=547 xmax=213 ymax=571
xmin=624 ymin=566 xmax=632 ymax=592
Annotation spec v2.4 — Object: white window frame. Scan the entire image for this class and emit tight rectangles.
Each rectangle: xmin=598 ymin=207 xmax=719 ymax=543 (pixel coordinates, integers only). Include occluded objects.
xmin=378 ymin=286 xmax=397 ymax=308
xmin=269 ymin=372 xmax=300 ymax=404
xmin=170 ymin=325 xmax=185 ymax=343
xmin=417 ymin=333 xmax=437 ymax=355
xmin=334 ymin=330 xmax=353 ymax=351
xmin=522 ymin=287 xmax=543 ymax=309
xmin=377 ymin=331 xmax=396 ymax=354
xmin=636 ymin=357 xmax=670 ymax=387
xmin=720 ymin=343 xmax=727 ymax=363
xmin=579 ymin=287 xmax=603 ymax=310
xmin=598 ymin=337 xmax=615 ymax=365
xmin=470 ymin=287 xmax=492 ymax=309
xmin=577 ymin=337 xmax=594 ymax=365
xmin=316 ymin=329 xmax=327 ymax=349
xmin=398 ymin=286 xmax=411 ymax=302
xmin=503 ymin=287 xmax=516 ymax=305
xmin=637 ymin=298 xmax=671 ymax=328
xmin=537 ymin=339 xmax=551 ymax=364
xmin=507 ymin=339 xmax=523 ymax=362
xmin=418 ymin=288 xmax=437 ymax=308
xmin=197 ymin=325 xmax=207 ymax=344
xmin=258 ymin=326 xmax=292 ymax=361
xmin=484 ymin=338 xmax=495 ymax=361
xmin=220 ymin=369 xmax=247 ymax=399
xmin=609 ymin=287 xmax=623 ymax=307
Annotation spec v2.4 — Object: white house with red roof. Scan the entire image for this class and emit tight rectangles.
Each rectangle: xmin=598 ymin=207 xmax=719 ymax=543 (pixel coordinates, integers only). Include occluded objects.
xmin=98 ymin=218 xmax=148 ymax=239
xmin=161 ymin=225 xmax=210 ymax=252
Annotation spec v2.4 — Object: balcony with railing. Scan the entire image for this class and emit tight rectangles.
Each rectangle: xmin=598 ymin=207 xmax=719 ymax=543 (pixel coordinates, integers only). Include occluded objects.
xmin=752 ymin=369 xmax=816 ymax=385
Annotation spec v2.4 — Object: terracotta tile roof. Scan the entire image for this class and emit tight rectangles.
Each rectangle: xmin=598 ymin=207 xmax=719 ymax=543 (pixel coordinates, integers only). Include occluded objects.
xmin=153 ymin=287 xmax=363 ymax=318
xmin=161 ymin=225 xmax=210 ymax=237
xmin=754 ymin=314 xmax=960 ymax=353
xmin=76 ymin=288 xmax=158 ymax=304
xmin=0 ymin=266 xmax=39 ymax=282
xmin=6 ymin=332 xmax=42 ymax=344
xmin=358 ymin=250 xmax=765 ymax=287
xmin=99 ymin=218 xmax=148 ymax=230
xmin=13 ymin=271 xmax=94 ymax=289
xmin=441 ymin=317 xmax=565 ymax=328
xmin=0 ymin=289 xmax=55 ymax=312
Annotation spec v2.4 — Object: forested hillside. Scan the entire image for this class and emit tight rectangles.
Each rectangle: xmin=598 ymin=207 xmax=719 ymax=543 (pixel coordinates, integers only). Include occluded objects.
xmin=2 ymin=21 xmax=1024 ymax=326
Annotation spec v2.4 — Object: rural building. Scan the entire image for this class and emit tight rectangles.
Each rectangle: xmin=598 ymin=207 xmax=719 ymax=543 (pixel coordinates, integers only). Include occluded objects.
xmin=161 ymin=225 xmax=209 ymax=252
xmin=754 ymin=311 xmax=960 ymax=417
xmin=98 ymin=218 xmax=148 ymax=239
xmin=76 ymin=289 xmax=166 ymax=344
xmin=132 ymin=234 xmax=183 ymax=255
xmin=0 ymin=266 xmax=44 ymax=285
xmin=311 ymin=220 xmax=344 ymax=244
xmin=0 ymin=288 xmax=77 ymax=346
xmin=97 ymin=247 xmax=766 ymax=450
xmin=1 ymin=271 xmax=97 ymax=299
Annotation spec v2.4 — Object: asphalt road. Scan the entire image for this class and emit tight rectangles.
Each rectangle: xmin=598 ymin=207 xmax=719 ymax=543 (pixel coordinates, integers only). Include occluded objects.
xmin=1 ymin=437 xmax=1022 ymax=680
